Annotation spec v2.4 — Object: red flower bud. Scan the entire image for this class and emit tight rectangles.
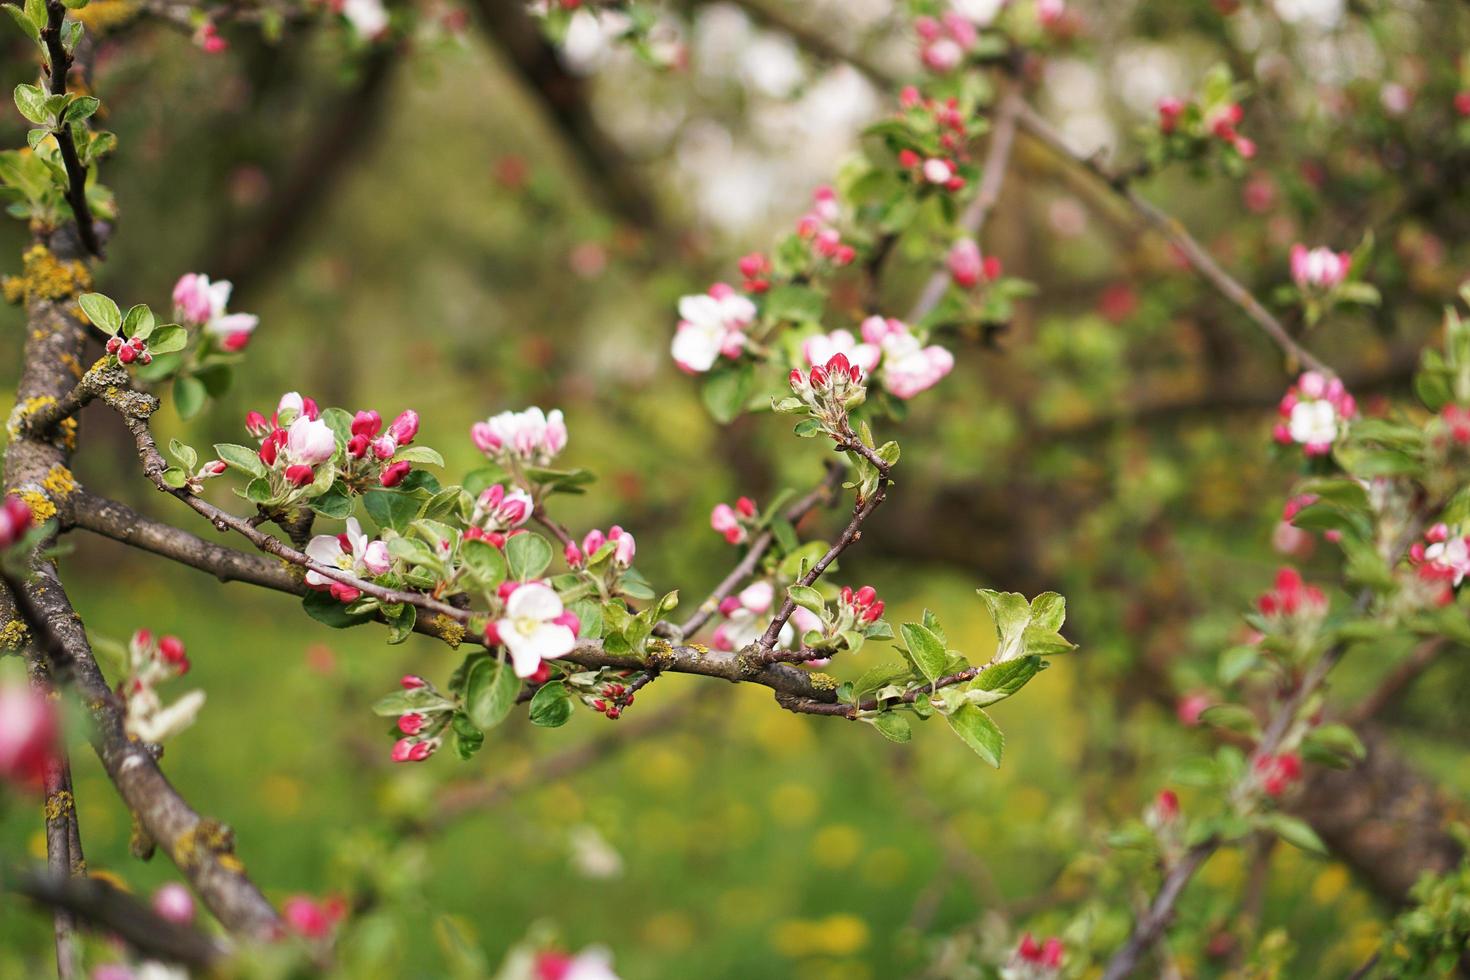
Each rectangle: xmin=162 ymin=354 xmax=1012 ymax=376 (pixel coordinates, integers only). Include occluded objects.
xmin=379 ymin=461 xmax=412 ymax=487
xmin=158 ymin=635 xmax=187 ymax=665
xmin=284 ymin=464 xmax=314 ymax=487
xmin=397 ymin=712 xmax=425 ymax=735
xmin=351 ymin=410 xmax=381 ymax=437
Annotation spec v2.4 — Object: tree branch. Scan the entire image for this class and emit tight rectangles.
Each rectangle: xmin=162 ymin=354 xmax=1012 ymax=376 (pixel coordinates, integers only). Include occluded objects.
xmin=907 ymin=84 xmax=1022 ymax=322
xmin=12 ymin=870 xmax=228 ymax=971
xmin=40 ymin=0 xmax=103 ymax=257
xmin=1011 ymin=103 xmax=1328 ymax=376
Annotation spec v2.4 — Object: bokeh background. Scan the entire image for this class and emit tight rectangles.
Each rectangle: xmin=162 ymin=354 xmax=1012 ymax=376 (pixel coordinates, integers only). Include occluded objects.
xmin=3 ymin=0 xmax=1469 ymax=975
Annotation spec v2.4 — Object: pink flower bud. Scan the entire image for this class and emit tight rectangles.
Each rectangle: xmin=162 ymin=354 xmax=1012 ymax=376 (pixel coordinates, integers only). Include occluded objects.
xmin=284 ymin=464 xmax=314 ymax=487
xmin=564 ymin=542 xmax=583 ymax=567
xmin=245 ymin=411 xmax=271 ymax=438
xmin=158 ymin=635 xmax=187 ymax=665
xmin=351 ymin=410 xmax=381 ymax=438
xmin=347 ymin=434 xmax=370 ymax=458
xmin=947 ymin=238 xmax=982 ymax=287
xmin=105 ymin=336 xmax=122 ymax=354
xmin=0 ymin=496 xmax=34 ymax=548
xmin=152 ymin=883 xmax=196 ymax=925
xmin=582 ymin=529 xmax=606 ymax=556
xmin=389 ymin=410 xmax=419 ymax=444
xmin=222 ymin=331 xmax=251 ymax=352
xmin=397 ymin=713 xmax=425 ymax=735
xmin=1155 ymin=789 xmax=1179 ymax=822
xmin=117 ymin=345 xmax=137 ymax=364
xmin=283 ymin=895 xmax=344 ymax=938
xmin=736 ymin=496 xmax=756 ymax=517
xmin=379 ymin=461 xmax=412 ymax=487
xmin=553 ymin=611 xmax=581 ymax=635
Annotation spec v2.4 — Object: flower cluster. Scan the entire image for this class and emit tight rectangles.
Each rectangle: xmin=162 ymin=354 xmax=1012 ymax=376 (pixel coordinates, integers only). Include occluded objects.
xmin=345 ymin=407 xmax=420 ymax=488
xmin=861 ymin=315 xmax=955 ymax=400
xmin=467 ymin=484 xmax=534 ymax=546
xmin=1156 ymin=94 xmax=1255 ymax=159
xmin=795 ymin=185 xmax=857 ymax=267
xmin=914 ymin=11 xmax=977 ymax=73
xmin=104 ymin=332 xmax=153 ymax=365
xmin=710 ymin=581 xmax=821 ymax=652
xmin=1254 ymin=567 xmax=1328 ymax=631
xmin=304 ymin=517 xmax=391 ymax=603
xmin=737 ymin=252 xmax=772 ymax=294
xmin=1273 ymin=371 xmax=1357 ymax=456
xmin=947 ymin=238 xmax=1001 ymax=288
xmin=710 ymin=496 xmax=758 ymax=545
xmin=838 ymin=585 xmax=885 ymax=625
xmin=250 ymin=392 xmax=336 ymax=488
xmin=283 ymin=894 xmax=347 ymax=940
xmin=0 ymin=495 xmax=33 ymax=548
xmin=670 ymin=283 xmax=757 ymax=374
xmin=565 ymin=525 xmax=636 ymax=569
xmin=789 ymin=351 xmax=867 ymax=425
xmin=391 ymin=674 xmax=448 ymax=763
xmin=121 ymin=629 xmax=205 ymax=745
xmin=172 ymin=272 xmax=259 ymax=352
xmin=486 ymin=581 xmax=581 ymax=679
xmin=803 ymin=328 xmax=880 ymax=377
xmin=1004 ymin=932 xmax=1064 ymax=979
xmin=892 ymin=87 xmax=976 ymax=193
xmin=533 ymin=947 xmax=620 ymax=980
xmin=472 ymin=406 xmax=569 ymax=466
xmin=1252 ymin=751 xmax=1303 ymax=797
xmin=1289 ymin=244 xmax=1351 ymax=292
xmin=1409 ymin=523 xmax=1470 ymax=588
xmin=0 ymin=679 xmax=56 ymax=792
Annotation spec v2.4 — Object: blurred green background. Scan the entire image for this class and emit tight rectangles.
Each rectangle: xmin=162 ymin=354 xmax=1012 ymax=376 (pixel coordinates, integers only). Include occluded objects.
xmin=4 ymin=0 xmax=1470 ymax=976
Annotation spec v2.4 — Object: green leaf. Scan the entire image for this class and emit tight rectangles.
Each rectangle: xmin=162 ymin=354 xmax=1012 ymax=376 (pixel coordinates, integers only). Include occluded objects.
xmin=1028 ymin=592 xmax=1066 ymax=632
xmin=392 ymin=445 xmax=444 ymax=467
xmin=701 ymin=362 xmax=755 ymax=424
xmin=464 ymin=657 xmax=520 ymax=729
xmin=77 ymin=292 xmax=120 ymax=334
xmin=161 ymin=467 xmax=187 ymax=488
xmin=976 ymin=589 xmax=1031 ymax=661
xmin=787 ymin=584 xmax=825 ymax=615
xmin=461 ymin=538 xmax=507 ymax=588
xmin=900 ymin=621 xmax=949 ymax=685
xmin=24 ymin=0 xmax=46 ymax=29
xmin=1198 ymin=703 xmax=1261 ymax=737
xmin=765 ymin=284 xmax=826 ymax=322
xmin=4 ymin=4 xmax=40 ymax=42
xmin=1259 ymin=812 xmax=1327 ymax=854
xmin=309 ymin=482 xmax=354 ymax=520
xmin=173 ymin=374 xmax=206 ymax=419
xmin=370 ymin=687 xmax=449 ymax=716
xmin=301 ymin=590 xmax=372 ymax=628
xmin=148 ymin=324 xmax=187 ymax=355
xmin=945 ymin=704 xmax=1004 ymax=767
xmin=168 ymin=438 xmax=197 ymax=471
xmin=528 ymin=682 xmax=573 ymax=727
xmin=851 ymin=662 xmax=913 ymax=701
xmin=504 ymin=532 xmax=552 ymax=581
xmin=13 ymin=84 xmax=49 ymax=125
xmin=61 ymin=95 xmax=98 ymax=124
xmin=870 ymin=711 xmax=912 ymax=743
xmin=972 ymin=655 xmax=1042 ymax=699
xmin=364 ymin=489 xmax=422 ymax=533
xmin=213 ymin=442 xmax=266 ymax=479
xmin=793 ymin=417 xmax=822 ymax=438
xmin=1301 ymin=723 xmax=1366 ymax=768
xmin=383 ymin=602 xmax=416 ymax=644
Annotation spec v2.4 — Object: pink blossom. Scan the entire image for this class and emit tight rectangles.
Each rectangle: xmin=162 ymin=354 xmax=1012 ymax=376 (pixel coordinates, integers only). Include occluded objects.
xmin=1290 ymin=244 xmax=1352 ymax=290
xmin=1275 ymin=371 xmax=1356 ymax=456
xmin=0 ymin=495 xmax=33 ymax=547
xmin=282 ymin=895 xmax=345 ymax=939
xmin=152 ymin=883 xmax=196 ymax=925
xmin=286 ymin=416 xmax=336 ymax=466
xmin=472 ymin=407 xmax=568 ymax=465
xmin=803 ymin=329 xmax=880 ymax=376
xmin=0 ymin=680 xmax=56 ymax=791
xmin=670 ymin=285 xmax=757 ymax=373
xmin=304 ymin=518 xmax=391 ymax=602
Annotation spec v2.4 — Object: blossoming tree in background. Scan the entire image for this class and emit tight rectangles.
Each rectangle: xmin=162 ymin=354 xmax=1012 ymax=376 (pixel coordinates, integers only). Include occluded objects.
xmin=2 ymin=0 xmax=1470 ymax=977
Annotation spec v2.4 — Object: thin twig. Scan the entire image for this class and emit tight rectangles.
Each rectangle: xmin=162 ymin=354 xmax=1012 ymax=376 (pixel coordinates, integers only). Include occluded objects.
xmin=677 ymin=463 xmax=842 ymax=637
xmin=908 ymin=85 xmax=1023 ymax=322
xmin=1012 ymin=103 xmax=1328 ymax=376
xmin=40 ymin=0 xmax=102 ymax=257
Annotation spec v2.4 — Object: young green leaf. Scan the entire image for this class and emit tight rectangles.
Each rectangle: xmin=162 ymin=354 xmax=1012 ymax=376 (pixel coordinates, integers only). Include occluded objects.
xmin=505 ymin=532 xmax=552 ymax=581
xmin=78 ymin=292 xmax=121 ymax=334
xmin=900 ymin=621 xmax=949 ymax=685
xmin=528 ymin=682 xmax=574 ymax=727
xmin=464 ymin=657 xmax=520 ymax=730
xmin=946 ymin=704 xmax=1004 ymax=767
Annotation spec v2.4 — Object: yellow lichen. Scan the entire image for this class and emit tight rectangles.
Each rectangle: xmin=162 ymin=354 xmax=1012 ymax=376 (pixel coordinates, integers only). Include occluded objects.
xmin=0 ymin=620 xmax=27 ymax=651
xmin=59 ymin=417 xmax=77 ymax=451
xmin=807 ymin=672 xmax=839 ymax=691
xmin=432 ymin=615 xmax=465 ymax=647
xmin=16 ymin=489 xmax=55 ymax=522
xmin=59 ymin=351 xmax=83 ymax=380
xmin=218 ymin=853 xmax=245 ymax=873
xmin=43 ymin=790 xmax=74 ymax=821
xmin=88 ymin=869 xmax=130 ymax=893
xmin=173 ymin=819 xmax=235 ymax=869
xmin=42 ymin=465 xmax=76 ymax=499
xmin=3 ymin=245 xmax=91 ymax=306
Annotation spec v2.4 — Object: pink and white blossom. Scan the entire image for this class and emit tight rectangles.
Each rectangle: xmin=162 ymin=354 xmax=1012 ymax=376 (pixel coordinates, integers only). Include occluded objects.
xmin=172 ymin=273 xmax=259 ymax=348
xmin=534 ymin=947 xmax=621 ymax=980
xmin=494 ymin=583 xmax=578 ymax=678
xmin=1272 ymin=371 xmax=1357 ymax=456
xmin=472 ymin=407 xmax=568 ymax=465
xmin=1289 ymin=244 xmax=1351 ymax=290
xmin=286 ymin=415 xmax=337 ymax=466
xmin=305 ymin=518 xmax=391 ymax=603
xmin=861 ymin=316 xmax=954 ymax=399
xmin=670 ymin=284 xmax=757 ymax=374
xmin=0 ymin=680 xmax=56 ymax=790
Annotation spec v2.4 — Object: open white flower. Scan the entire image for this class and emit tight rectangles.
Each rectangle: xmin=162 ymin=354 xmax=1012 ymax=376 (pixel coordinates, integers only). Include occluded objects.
xmin=305 ymin=518 xmax=390 ymax=600
xmin=1287 ymin=399 xmax=1338 ymax=447
xmin=496 ymin=583 xmax=577 ymax=678
xmin=670 ymin=288 xmax=756 ymax=373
